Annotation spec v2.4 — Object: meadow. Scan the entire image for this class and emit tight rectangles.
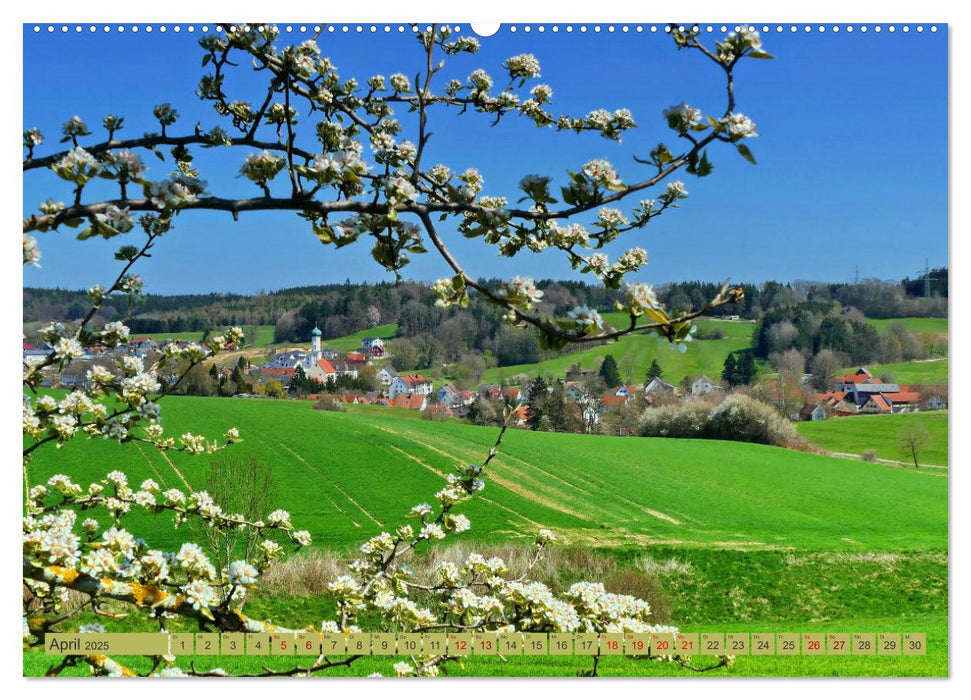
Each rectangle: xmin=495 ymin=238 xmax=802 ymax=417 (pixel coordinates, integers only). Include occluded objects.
xmin=24 ymin=395 xmax=948 ymax=676
xmin=25 ymin=396 xmax=947 ymax=552
xmin=798 ymin=411 xmax=948 ymax=467
xmin=866 ymin=317 xmax=948 ymax=335
xmin=323 ymin=323 xmax=398 ymax=352
xmin=481 ymin=318 xmax=756 ymax=386
xmin=863 ymin=359 xmax=948 ymax=385
xmin=139 ymin=325 xmax=276 ymax=348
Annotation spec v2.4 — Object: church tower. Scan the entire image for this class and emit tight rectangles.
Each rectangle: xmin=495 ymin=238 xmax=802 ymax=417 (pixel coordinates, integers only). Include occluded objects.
xmin=310 ymin=324 xmax=322 ymax=361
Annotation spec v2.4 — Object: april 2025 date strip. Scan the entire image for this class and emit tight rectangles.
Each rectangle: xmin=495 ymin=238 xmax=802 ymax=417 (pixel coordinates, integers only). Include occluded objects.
xmin=44 ymin=631 xmax=927 ymax=657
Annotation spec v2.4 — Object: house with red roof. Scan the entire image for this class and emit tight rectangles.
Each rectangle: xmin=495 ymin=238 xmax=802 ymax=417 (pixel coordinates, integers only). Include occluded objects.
xmin=259 ymin=366 xmax=296 ymax=387
xmin=344 ymin=351 xmax=368 ymax=366
xmin=801 ymin=368 xmax=942 ymax=419
xmin=392 ymin=394 xmax=428 ymax=411
xmin=306 ymin=358 xmax=338 ymax=384
xmin=502 ymin=387 xmax=523 ymax=402
xmin=601 ymin=394 xmax=630 ymax=408
xmin=361 ymin=337 xmax=387 ymax=358
xmin=860 ymin=393 xmax=893 ymax=414
xmin=388 ymin=374 xmax=433 ymax=398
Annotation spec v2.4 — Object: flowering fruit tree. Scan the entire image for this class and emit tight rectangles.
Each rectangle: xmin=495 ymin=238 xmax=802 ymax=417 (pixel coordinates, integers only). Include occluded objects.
xmin=23 ymin=23 xmax=769 ymax=677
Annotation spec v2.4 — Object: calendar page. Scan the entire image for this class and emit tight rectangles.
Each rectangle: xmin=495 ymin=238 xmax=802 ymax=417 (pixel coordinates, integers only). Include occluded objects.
xmin=21 ymin=18 xmax=948 ymax=683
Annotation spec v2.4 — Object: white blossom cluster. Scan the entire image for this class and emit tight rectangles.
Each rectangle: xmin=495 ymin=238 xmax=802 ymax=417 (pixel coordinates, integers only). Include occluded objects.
xmin=722 ymin=112 xmax=759 ymax=140
xmin=51 ymin=146 xmax=101 ymax=185
xmin=146 ymin=173 xmax=207 ymax=210
xmin=500 ymin=277 xmax=544 ymax=311
xmin=240 ymin=150 xmax=286 ymax=183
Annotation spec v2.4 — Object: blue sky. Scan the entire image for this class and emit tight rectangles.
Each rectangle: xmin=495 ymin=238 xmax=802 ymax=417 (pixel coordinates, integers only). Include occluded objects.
xmin=23 ymin=25 xmax=948 ymax=294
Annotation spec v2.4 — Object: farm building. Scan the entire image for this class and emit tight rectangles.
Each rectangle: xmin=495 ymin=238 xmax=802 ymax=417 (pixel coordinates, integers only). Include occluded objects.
xmin=360 ymin=337 xmax=387 ymax=358
xmin=388 ymin=374 xmax=434 ymax=398
xmin=644 ymin=376 xmax=676 ymax=395
xmin=376 ymin=366 xmax=398 ymax=387
xmin=691 ymin=375 xmax=722 ymax=395
xmin=798 ymin=403 xmax=828 ymax=421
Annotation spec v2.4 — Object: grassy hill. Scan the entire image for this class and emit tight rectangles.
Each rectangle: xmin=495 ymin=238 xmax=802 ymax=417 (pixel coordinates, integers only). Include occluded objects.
xmin=323 ymin=323 xmax=398 ymax=352
xmin=867 ymin=317 xmax=948 ymax=334
xmin=863 ymin=359 xmax=948 ymax=385
xmin=798 ymin=411 xmax=948 ymax=467
xmin=138 ymin=325 xmax=276 ymax=348
xmin=26 ymin=396 xmax=946 ymax=552
xmin=482 ymin=318 xmax=755 ymax=386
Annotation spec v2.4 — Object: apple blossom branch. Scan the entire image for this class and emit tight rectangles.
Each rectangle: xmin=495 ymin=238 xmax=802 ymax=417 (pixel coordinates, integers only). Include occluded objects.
xmin=24 ymin=23 xmax=765 ymax=351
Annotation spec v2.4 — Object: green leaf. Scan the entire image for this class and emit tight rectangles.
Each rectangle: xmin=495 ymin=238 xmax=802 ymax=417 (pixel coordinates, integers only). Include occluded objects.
xmin=748 ymin=51 xmax=775 ymax=59
xmin=736 ymin=143 xmax=757 ymax=165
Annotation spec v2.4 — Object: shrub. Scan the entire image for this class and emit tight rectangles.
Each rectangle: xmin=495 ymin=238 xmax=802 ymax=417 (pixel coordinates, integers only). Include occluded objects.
xmin=313 ymin=397 xmax=346 ymax=412
xmin=862 ymin=449 xmax=878 ymax=463
xmin=637 ymin=398 xmax=715 ymax=439
xmin=706 ymin=394 xmax=797 ymax=446
xmin=603 ymin=570 xmax=673 ymax=623
xmin=638 ymin=393 xmax=796 ymax=447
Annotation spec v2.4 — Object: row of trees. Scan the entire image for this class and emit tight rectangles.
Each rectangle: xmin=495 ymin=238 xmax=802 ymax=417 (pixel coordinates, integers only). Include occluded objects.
xmin=27 ymin=270 xmax=947 ymax=347
xmin=753 ymin=301 xmax=943 ymax=365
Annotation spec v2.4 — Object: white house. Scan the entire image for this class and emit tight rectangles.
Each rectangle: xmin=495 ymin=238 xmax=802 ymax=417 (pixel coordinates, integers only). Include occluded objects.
xmin=361 ymin=337 xmax=387 ymax=358
xmin=270 ymin=350 xmax=309 ymax=369
xmin=437 ymin=383 xmax=460 ymax=406
xmin=798 ymin=403 xmax=827 ymax=421
xmin=691 ymin=375 xmax=721 ymax=395
xmin=23 ymin=342 xmax=52 ymax=366
xmin=615 ymin=384 xmax=639 ymax=399
xmin=376 ymin=366 xmax=398 ymax=387
xmin=305 ymin=359 xmax=338 ymax=384
xmin=644 ymin=376 xmax=676 ymax=395
xmin=388 ymin=374 xmax=433 ymax=398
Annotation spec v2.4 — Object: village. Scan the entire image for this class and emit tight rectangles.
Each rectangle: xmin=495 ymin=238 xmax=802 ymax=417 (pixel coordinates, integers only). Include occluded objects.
xmin=26 ymin=323 xmax=947 ymax=435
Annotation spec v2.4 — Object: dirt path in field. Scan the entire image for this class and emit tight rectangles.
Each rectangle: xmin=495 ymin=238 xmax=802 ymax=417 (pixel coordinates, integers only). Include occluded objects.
xmin=374 ymin=425 xmax=599 ymax=523
xmin=643 ymin=508 xmax=681 ymax=525
xmin=470 ymin=443 xmax=684 ymax=526
xmin=245 ymin=429 xmax=360 ymax=527
xmin=134 ymin=442 xmax=175 ymax=489
xmin=385 ymin=444 xmax=544 ymax=528
xmin=158 ymin=449 xmax=193 ymax=491
xmin=830 ymin=452 xmax=948 ymax=471
xmin=272 ymin=438 xmax=382 ymax=528
xmin=386 ymin=444 xmax=446 ymax=478
xmin=375 ymin=422 xmax=684 ymax=527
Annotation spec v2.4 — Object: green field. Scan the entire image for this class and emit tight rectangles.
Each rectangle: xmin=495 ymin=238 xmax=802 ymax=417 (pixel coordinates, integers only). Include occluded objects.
xmin=483 ymin=318 xmax=755 ymax=386
xmin=867 ymin=317 xmax=948 ymax=335
xmin=862 ymin=359 xmax=948 ymax=385
xmin=798 ymin=411 xmax=948 ymax=467
xmin=139 ymin=325 xmax=276 ymax=348
xmin=27 ymin=396 xmax=946 ymax=551
xmin=23 ymin=396 xmax=948 ymax=676
xmin=323 ymin=323 xmax=398 ymax=352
